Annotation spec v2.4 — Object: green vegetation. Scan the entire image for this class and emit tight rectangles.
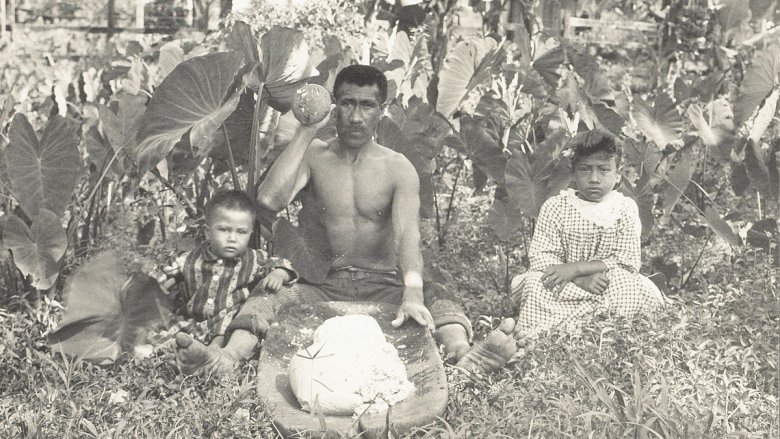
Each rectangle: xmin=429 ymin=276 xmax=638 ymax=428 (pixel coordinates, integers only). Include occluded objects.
xmin=1 ymin=0 xmax=778 ymax=437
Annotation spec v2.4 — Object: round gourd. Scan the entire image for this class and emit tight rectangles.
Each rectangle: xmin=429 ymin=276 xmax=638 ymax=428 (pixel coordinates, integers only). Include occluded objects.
xmin=292 ymin=84 xmax=332 ymax=125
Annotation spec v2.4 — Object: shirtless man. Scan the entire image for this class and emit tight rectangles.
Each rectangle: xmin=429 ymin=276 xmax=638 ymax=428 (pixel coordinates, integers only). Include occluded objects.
xmin=173 ymin=65 xmax=518 ymax=375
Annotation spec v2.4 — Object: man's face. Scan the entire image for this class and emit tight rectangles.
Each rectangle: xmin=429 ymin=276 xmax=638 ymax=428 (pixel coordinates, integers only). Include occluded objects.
xmin=334 ymin=83 xmax=383 ymax=149
xmin=572 ymin=152 xmax=621 ymax=202
xmin=205 ymin=207 xmax=253 ymax=259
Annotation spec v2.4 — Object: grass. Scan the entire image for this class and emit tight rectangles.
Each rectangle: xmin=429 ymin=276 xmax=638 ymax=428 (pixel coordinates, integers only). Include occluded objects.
xmin=1 ymin=198 xmax=778 ymax=438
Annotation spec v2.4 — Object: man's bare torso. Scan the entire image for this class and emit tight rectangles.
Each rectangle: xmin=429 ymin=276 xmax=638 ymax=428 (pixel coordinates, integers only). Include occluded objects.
xmin=301 ymin=140 xmax=404 ymax=272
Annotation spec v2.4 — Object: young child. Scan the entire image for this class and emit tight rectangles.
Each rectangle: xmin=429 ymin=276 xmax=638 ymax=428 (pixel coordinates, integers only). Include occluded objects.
xmin=146 ymin=190 xmax=297 ymax=374
xmin=512 ymin=128 xmax=665 ymax=336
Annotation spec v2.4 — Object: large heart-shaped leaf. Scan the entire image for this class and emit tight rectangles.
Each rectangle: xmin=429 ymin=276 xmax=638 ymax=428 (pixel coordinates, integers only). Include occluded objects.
xmin=3 ymin=209 xmax=67 ymax=290
xmin=487 ymin=197 xmax=524 ymax=241
xmin=734 ymin=44 xmax=779 ymax=127
xmin=632 ymin=93 xmax=682 ymax=148
xmin=505 ymin=150 xmax=571 ymax=219
xmin=156 ymin=41 xmax=185 ymax=85
xmin=619 ymin=176 xmax=655 ymax=240
xmin=226 ymin=21 xmax=259 ymax=66
xmin=661 ymin=148 xmax=693 ymax=216
xmin=47 ymin=252 xmax=172 ymax=362
xmin=6 ymin=114 xmax=80 ymax=218
xmin=532 ymin=44 xmax=565 ymax=88
xmin=272 ymin=206 xmax=332 ymax=284
xmin=686 ymin=100 xmax=734 ymax=160
xmin=135 ymin=52 xmax=244 ymax=175
xmin=99 ymin=94 xmax=146 ymax=158
xmin=436 ymin=37 xmax=503 ymax=118
xmin=748 ymin=87 xmax=779 ymax=143
xmin=261 ymin=26 xmax=319 ymax=112
xmin=769 ymin=141 xmax=780 ymax=203
xmin=703 ymin=206 xmax=742 ymax=247
xmin=459 ymin=115 xmax=507 ymax=184
xmin=744 ymin=139 xmax=773 ymax=199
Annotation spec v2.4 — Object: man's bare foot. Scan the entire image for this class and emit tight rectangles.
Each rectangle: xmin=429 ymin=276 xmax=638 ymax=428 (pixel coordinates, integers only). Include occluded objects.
xmin=456 ymin=318 xmax=519 ymax=374
xmin=172 ymin=333 xmax=238 ymax=376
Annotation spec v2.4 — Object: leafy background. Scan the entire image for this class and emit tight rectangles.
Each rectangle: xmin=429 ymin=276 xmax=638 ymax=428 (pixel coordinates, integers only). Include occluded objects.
xmin=1 ymin=0 xmax=778 ymax=437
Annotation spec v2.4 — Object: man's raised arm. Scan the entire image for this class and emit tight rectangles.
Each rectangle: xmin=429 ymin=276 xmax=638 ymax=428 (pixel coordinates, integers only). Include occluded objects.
xmin=256 ymin=124 xmax=320 ymax=212
xmin=390 ymin=155 xmax=434 ymax=330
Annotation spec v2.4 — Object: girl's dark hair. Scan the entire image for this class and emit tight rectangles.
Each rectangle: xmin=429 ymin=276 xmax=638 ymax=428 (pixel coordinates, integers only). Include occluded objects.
xmin=333 ymin=65 xmax=388 ymax=104
xmin=204 ymin=190 xmax=257 ymax=224
xmin=567 ymin=128 xmax=623 ymax=168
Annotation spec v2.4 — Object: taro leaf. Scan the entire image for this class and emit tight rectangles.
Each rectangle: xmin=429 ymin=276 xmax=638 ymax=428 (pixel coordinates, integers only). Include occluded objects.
xmin=459 ymin=115 xmax=507 ymax=184
xmin=734 ymin=44 xmax=780 ymax=127
xmin=692 ymin=72 xmax=723 ymax=102
xmin=505 ymin=151 xmax=571 ymax=219
xmin=673 ymin=77 xmax=692 ymax=103
xmin=686 ymin=102 xmax=728 ymax=150
xmin=661 ymin=148 xmax=693 ymax=216
xmin=226 ymin=21 xmax=259 ymax=66
xmin=84 ymin=125 xmax=122 ymax=175
xmin=3 ymin=209 xmax=66 ymax=290
xmin=632 ymin=93 xmax=682 ymax=149
xmin=748 ymin=87 xmax=779 ymax=143
xmin=272 ymin=207 xmax=331 ymax=284
xmin=7 ymin=114 xmax=80 ymax=218
xmin=99 ymin=94 xmax=146 ymax=159
xmin=769 ymin=141 xmax=780 ymax=202
xmin=157 ymin=41 xmax=185 ymax=84
xmin=532 ymin=44 xmax=564 ymax=88
xmin=209 ymin=90 xmax=255 ymax=167
xmin=746 ymin=218 xmax=778 ymax=249
xmin=744 ymin=139 xmax=772 ymax=198
xmin=731 ymin=162 xmax=750 ymax=196
xmin=591 ymin=102 xmax=624 ymax=135
xmin=487 ymin=197 xmax=523 ymax=241
xmin=47 ymin=252 xmax=172 ymax=362
xmin=472 ymin=166 xmax=488 ymax=193
xmin=375 ymin=118 xmax=434 ymax=218
xmin=703 ymin=206 xmax=742 ymax=247
xmin=717 ymin=0 xmax=751 ymax=34
xmin=135 ymin=52 xmax=244 ymax=175
xmin=0 ymin=135 xmax=9 ymax=186
xmin=436 ymin=37 xmax=503 ymax=118
xmin=261 ymin=26 xmax=319 ymax=113
xmin=619 ymin=177 xmax=655 ymax=240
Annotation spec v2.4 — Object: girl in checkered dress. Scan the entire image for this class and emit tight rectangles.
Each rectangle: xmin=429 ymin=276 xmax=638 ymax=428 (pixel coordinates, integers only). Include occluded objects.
xmin=512 ymin=129 xmax=665 ymax=336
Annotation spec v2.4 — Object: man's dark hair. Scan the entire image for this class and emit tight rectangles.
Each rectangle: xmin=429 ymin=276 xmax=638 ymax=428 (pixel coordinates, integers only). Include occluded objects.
xmin=204 ymin=190 xmax=257 ymax=224
xmin=333 ymin=65 xmax=388 ymax=104
xmin=568 ymin=127 xmax=623 ymax=168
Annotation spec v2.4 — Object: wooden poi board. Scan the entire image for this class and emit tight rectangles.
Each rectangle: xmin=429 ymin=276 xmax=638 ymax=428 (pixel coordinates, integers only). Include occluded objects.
xmin=256 ymin=301 xmax=448 ymax=438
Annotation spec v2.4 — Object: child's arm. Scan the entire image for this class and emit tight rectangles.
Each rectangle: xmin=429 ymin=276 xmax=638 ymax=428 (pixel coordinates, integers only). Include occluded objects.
xmin=601 ymin=198 xmax=642 ymax=273
xmin=528 ymin=198 xmax=566 ymax=271
xmin=258 ymin=268 xmax=290 ymax=292
xmin=252 ymin=250 xmax=297 ymax=292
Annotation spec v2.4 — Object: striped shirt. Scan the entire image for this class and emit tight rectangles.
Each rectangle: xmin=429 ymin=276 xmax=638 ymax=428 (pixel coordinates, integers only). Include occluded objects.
xmin=163 ymin=243 xmax=296 ymax=337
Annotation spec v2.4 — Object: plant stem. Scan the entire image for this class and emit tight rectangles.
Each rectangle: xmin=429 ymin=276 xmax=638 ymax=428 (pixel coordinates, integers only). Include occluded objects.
xmin=151 ymin=169 xmax=199 ymax=219
xmin=445 ymin=158 xmax=464 ymax=224
xmin=221 ymin=123 xmax=242 ymax=191
xmin=680 ymin=232 xmax=711 ymax=290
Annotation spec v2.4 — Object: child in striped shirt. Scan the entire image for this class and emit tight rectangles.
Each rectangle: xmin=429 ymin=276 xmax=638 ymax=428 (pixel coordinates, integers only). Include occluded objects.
xmin=146 ymin=190 xmax=296 ymax=375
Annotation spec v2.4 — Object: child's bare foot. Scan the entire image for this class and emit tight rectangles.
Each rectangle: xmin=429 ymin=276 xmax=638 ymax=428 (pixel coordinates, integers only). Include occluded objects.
xmin=172 ymin=333 xmax=237 ymax=376
xmin=456 ymin=318 xmax=518 ymax=374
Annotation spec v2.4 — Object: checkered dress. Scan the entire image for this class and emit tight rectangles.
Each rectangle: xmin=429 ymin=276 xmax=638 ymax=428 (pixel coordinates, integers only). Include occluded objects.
xmin=512 ymin=189 xmax=665 ymax=337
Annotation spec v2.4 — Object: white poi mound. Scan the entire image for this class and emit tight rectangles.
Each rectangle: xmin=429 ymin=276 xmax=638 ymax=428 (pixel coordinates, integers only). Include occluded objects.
xmin=288 ymin=314 xmax=415 ymax=416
